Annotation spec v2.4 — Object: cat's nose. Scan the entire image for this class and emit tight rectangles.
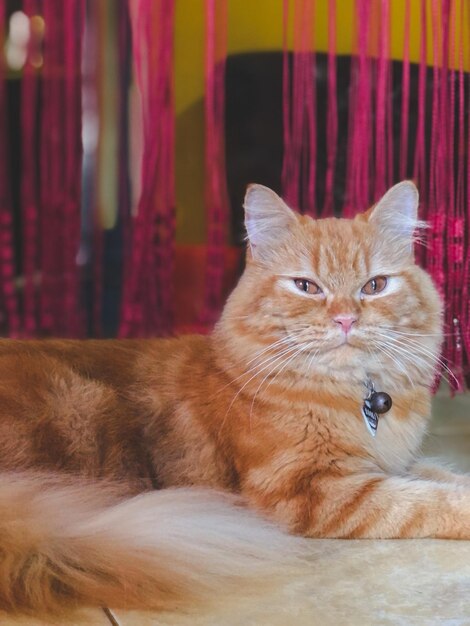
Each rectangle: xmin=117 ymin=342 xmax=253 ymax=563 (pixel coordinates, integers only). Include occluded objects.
xmin=333 ymin=315 xmax=357 ymax=334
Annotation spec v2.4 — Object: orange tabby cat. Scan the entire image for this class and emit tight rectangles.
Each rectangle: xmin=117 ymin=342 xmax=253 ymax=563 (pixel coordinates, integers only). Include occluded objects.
xmin=0 ymin=180 xmax=467 ymax=615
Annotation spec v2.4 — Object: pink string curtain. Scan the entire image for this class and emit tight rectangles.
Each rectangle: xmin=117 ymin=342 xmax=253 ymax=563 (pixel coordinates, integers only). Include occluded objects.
xmin=322 ymin=0 xmax=337 ymax=217
xmin=0 ymin=0 xmax=85 ymax=338
xmin=199 ymin=0 xmax=230 ymax=326
xmin=342 ymin=0 xmax=373 ymax=216
xmin=282 ymin=0 xmax=317 ymax=214
xmin=39 ymin=0 xmax=85 ymax=337
xmin=119 ymin=0 xmax=175 ymax=337
xmin=283 ymin=0 xmax=470 ymax=390
xmin=21 ymin=0 xmax=40 ymax=336
xmin=0 ymin=0 xmax=19 ymax=336
xmin=1 ymin=1 xmax=178 ymax=340
xmin=399 ymin=0 xmax=411 ymax=182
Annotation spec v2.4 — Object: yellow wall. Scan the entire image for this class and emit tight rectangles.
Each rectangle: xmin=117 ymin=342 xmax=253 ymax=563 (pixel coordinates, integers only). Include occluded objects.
xmin=175 ymin=0 xmax=470 ymax=243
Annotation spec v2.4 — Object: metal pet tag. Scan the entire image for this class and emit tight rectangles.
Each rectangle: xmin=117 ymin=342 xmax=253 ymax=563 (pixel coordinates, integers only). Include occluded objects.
xmin=361 ymin=378 xmax=392 ymax=437
xmin=362 ymin=399 xmax=379 ymax=437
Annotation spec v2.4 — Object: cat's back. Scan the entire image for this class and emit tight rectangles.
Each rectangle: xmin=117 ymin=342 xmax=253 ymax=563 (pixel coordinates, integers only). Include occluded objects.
xmin=0 ymin=335 xmax=211 ymax=481
xmin=0 ymin=335 xmax=205 ymax=388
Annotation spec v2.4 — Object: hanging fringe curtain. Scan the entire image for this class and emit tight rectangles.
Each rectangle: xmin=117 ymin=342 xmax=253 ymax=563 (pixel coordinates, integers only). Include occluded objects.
xmin=8 ymin=0 xmax=85 ymax=338
xmin=21 ymin=0 xmax=40 ymax=336
xmin=445 ymin=0 xmax=465 ymax=384
xmin=119 ymin=0 xmax=175 ymax=337
xmin=413 ymin=0 xmax=428 ymax=205
xmin=282 ymin=0 xmax=317 ymax=214
xmin=399 ymin=0 xmax=411 ymax=182
xmin=38 ymin=0 xmax=84 ymax=337
xmin=343 ymin=0 xmax=373 ymax=216
xmin=373 ymin=0 xmax=392 ymax=199
xmin=0 ymin=0 xmax=19 ymax=337
xmin=116 ymin=0 xmax=132 ymax=319
xmin=322 ymin=0 xmax=337 ymax=217
xmin=199 ymin=0 xmax=230 ymax=326
xmin=444 ymin=0 xmax=467 ymax=388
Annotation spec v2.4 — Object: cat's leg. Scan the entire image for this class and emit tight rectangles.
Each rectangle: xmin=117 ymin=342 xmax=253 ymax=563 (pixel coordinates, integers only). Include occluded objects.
xmin=409 ymin=459 xmax=470 ymax=487
xmin=248 ymin=472 xmax=470 ymax=539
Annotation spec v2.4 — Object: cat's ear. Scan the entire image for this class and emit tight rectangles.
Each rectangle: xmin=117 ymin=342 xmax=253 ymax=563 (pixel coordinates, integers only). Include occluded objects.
xmin=244 ymin=184 xmax=297 ymax=260
xmin=368 ymin=180 xmax=420 ymax=237
xmin=367 ymin=181 xmax=422 ymax=252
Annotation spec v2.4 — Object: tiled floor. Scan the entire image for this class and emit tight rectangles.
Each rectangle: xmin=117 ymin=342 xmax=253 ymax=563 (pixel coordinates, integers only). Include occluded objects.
xmin=3 ymin=391 xmax=470 ymax=626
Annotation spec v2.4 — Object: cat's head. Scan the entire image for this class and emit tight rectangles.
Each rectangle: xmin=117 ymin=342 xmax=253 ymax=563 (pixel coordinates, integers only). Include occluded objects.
xmin=216 ymin=182 xmax=443 ymax=388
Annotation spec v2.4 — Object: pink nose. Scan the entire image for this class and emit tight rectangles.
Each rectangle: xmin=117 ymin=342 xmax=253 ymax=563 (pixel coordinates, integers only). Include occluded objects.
xmin=333 ymin=315 xmax=357 ymax=334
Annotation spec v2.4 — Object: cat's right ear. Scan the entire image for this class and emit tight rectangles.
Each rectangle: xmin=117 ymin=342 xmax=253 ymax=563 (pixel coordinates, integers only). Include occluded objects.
xmin=244 ymin=184 xmax=297 ymax=261
xmin=367 ymin=181 xmax=421 ymax=247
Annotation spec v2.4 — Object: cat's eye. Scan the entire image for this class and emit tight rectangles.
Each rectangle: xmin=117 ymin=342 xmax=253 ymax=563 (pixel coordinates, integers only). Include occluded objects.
xmin=294 ymin=279 xmax=322 ymax=295
xmin=362 ymin=276 xmax=388 ymax=295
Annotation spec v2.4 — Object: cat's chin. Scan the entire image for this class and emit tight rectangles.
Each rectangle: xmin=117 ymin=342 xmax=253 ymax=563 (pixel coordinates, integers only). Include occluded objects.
xmin=322 ymin=340 xmax=363 ymax=354
xmin=316 ymin=343 xmax=368 ymax=369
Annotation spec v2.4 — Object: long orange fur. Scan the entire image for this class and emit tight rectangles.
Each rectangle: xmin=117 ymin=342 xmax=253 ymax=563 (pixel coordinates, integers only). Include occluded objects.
xmin=0 ymin=181 xmax=467 ymax=616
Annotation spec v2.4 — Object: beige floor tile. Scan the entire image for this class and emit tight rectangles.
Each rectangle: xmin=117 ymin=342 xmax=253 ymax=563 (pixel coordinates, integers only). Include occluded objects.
xmin=111 ymin=539 xmax=470 ymax=626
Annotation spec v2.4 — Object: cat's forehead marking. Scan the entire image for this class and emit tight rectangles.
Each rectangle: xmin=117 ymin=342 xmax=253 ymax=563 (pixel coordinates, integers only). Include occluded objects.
xmin=305 ymin=219 xmax=371 ymax=282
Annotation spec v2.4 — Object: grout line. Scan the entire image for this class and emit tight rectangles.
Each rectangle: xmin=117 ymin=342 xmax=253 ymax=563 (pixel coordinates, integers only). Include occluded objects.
xmin=102 ymin=607 xmax=122 ymax=626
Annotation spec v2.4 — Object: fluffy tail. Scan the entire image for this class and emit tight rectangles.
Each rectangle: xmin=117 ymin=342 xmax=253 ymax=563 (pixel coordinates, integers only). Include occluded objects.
xmin=0 ymin=473 xmax=303 ymax=616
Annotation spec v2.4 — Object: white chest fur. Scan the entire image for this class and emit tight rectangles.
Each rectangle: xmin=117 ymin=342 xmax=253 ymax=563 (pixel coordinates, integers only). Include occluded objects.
xmin=364 ymin=410 xmax=429 ymax=473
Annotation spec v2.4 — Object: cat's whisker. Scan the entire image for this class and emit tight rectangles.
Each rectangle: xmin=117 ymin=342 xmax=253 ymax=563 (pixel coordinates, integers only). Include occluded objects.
xmin=243 ymin=329 xmax=323 ymax=374
xmin=219 ymin=346 xmax=302 ymax=436
xmin=219 ymin=343 xmax=303 ymax=434
xmin=372 ymin=329 xmax=442 ymax=356
xmin=244 ymin=327 xmax=322 ymax=368
xmin=395 ymin=339 xmax=446 ymax=364
xmin=369 ymin=340 xmax=416 ymax=389
xmin=371 ymin=333 xmax=434 ymax=368
xmin=211 ymin=337 xmax=297 ymax=400
xmin=377 ymin=328 xmax=447 ymax=338
xmin=376 ymin=346 xmax=416 ymax=390
xmin=266 ymin=342 xmax=315 ymax=391
xmin=289 ymin=323 xmax=314 ymax=329
xmin=244 ymin=336 xmax=296 ymax=367
xmin=372 ymin=331 xmax=458 ymax=387
xmin=373 ymin=337 xmax=456 ymax=389
xmin=382 ymin=340 xmax=455 ymax=387
xmin=366 ymin=344 xmax=381 ymax=368
xmin=221 ymin=344 xmax=306 ymax=434
xmin=232 ymin=342 xmax=300 ymax=386
xmin=241 ymin=329 xmax=322 ymax=378
xmin=306 ymin=348 xmax=319 ymax=374
xmin=248 ymin=341 xmax=315 ymax=419
xmin=378 ymin=341 xmax=431 ymax=390
xmin=227 ymin=315 xmax=252 ymax=321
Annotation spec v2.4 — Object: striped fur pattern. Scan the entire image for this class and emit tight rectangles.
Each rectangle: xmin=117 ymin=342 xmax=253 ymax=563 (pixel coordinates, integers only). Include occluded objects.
xmin=0 ymin=181 xmax=468 ymax=616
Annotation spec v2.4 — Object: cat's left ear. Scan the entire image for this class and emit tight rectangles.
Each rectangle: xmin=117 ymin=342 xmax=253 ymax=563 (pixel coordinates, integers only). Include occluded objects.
xmin=244 ymin=184 xmax=297 ymax=261
xmin=367 ymin=181 xmax=421 ymax=253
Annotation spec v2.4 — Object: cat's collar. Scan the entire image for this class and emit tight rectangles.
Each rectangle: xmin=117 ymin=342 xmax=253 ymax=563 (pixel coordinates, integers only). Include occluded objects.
xmin=361 ymin=378 xmax=392 ymax=437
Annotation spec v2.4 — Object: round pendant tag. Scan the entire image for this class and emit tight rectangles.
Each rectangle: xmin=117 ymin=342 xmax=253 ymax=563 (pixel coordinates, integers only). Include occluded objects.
xmin=369 ymin=392 xmax=392 ymax=414
xmin=362 ymin=379 xmax=393 ymax=437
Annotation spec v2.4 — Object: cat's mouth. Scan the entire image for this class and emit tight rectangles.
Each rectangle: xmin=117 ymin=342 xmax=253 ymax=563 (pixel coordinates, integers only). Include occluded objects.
xmin=325 ymin=338 xmax=362 ymax=353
